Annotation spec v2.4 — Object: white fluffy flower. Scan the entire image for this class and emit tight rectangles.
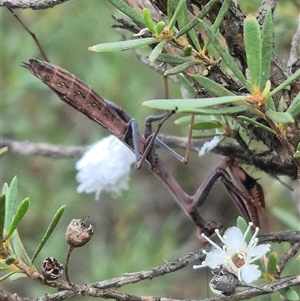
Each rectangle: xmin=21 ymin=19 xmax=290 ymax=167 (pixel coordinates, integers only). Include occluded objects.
xmin=193 ymin=223 xmax=270 ymax=284
xmin=76 ymin=135 xmax=135 ymax=199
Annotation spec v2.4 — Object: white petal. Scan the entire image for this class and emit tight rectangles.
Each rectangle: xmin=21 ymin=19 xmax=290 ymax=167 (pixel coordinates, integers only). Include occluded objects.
xmin=223 ymin=227 xmax=244 ymax=250
xmin=205 ymin=249 xmax=226 ymax=269
xmin=240 ymin=264 xmax=261 ymax=283
xmin=249 ymin=244 xmax=270 ymax=257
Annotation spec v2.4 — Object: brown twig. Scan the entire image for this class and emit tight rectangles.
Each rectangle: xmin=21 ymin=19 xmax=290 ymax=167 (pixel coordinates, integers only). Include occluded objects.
xmin=0 ymin=0 xmax=70 ymax=9
xmin=7 ymin=8 xmax=49 ymax=61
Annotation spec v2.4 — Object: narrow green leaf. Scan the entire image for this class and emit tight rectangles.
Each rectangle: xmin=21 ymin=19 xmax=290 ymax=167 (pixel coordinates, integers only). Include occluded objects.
xmin=155 ymin=21 xmax=166 ymax=35
xmin=266 ymin=110 xmax=294 ymax=124
xmin=143 ymin=95 xmax=246 ymax=110
xmin=168 ymin=0 xmax=186 ymax=30
xmin=280 ymin=288 xmax=299 ymax=301
xmin=192 ymin=121 xmax=223 ymax=130
xmin=10 ymin=231 xmax=31 ymax=266
xmin=176 ymin=0 xmax=219 ymax=38
xmin=0 ymin=147 xmax=8 ymax=158
xmin=6 ymin=198 xmax=30 ymax=239
xmin=175 ymin=115 xmax=213 ymax=125
xmin=31 ymin=205 xmax=65 ymax=264
xmin=156 ymin=53 xmax=192 ymax=64
xmin=143 ymin=8 xmax=156 ymax=34
xmin=177 ymin=2 xmax=201 ymax=52
xmin=260 ymin=8 xmax=273 ymax=90
xmin=192 ymin=133 xmax=223 ymax=139
xmin=164 ymin=60 xmax=198 ymax=76
xmin=238 ymin=116 xmax=276 ymax=134
xmin=149 ymin=40 xmax=167 ymax=62
xmin=0 ymin=194 xmax=5 ymax=247
xmin=108 ymin=0 xmax=145 ymax=26
xmin=294 ymin=150 xmax=300 ymax=158
xmin=0 ymin=271 xmax=18 ymax=282
xmin=178 ymin=105 xmax=252 ymax=115
xmin=88 ymin=37 xmax=157 ymax=52
xmin=200 ymin=20 xmax=252 ymax=91
xmin=286 ymin=92 xmax=300 ymax=117
xmin=269 ymin=68 xmax=300 ymax=98
xmin=266 ymin=96 xmax=276 ymax=110
xmin=5 ymin=176 xmax=18 ymax=230
xmin=267 ymin=252 xmax=278 ymax=275
xmin=278 ymin=96 xmax=285 ymax=112
xmin=244 ymin=15 xmax=261 ymax=90
xmin=190 ymin=74 xmax=235 ymax=97
xmin=176 ymin=73 xmax=195 ymax=98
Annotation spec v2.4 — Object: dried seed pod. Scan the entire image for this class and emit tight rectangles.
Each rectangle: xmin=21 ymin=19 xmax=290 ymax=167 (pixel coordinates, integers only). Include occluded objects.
xmin=42 ymin=257 xmax=64 ymax=280
xmin=65 ymin=219 xmax=94 ymax=248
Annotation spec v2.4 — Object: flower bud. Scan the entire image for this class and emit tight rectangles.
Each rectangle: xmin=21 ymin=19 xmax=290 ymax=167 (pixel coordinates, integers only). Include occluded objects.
xmin=42 ymin=257 xmax=63 ymax=280
xmin=65 ymin=219 xmax=94 ymax=248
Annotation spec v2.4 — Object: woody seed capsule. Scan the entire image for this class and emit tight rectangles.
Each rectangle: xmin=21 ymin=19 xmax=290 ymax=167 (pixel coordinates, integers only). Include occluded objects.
xmin=65 ymin=219 xmax=94 ymax=248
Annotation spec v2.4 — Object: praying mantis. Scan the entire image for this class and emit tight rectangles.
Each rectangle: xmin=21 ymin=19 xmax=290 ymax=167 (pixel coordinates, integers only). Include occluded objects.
xmin=22 ymin=59 xmax=265 ymax=240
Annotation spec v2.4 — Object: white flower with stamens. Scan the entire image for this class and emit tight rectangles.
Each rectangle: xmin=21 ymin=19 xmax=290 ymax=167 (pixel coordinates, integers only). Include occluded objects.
xmin=193 ymin=223 xmax=270 ymax=284
xmin=76 ymin=135 xmax=135 ymax=200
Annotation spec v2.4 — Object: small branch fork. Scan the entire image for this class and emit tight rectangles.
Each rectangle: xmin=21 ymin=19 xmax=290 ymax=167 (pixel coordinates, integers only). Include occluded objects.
xmin=2 ymin=231 xmax=299 ymax=301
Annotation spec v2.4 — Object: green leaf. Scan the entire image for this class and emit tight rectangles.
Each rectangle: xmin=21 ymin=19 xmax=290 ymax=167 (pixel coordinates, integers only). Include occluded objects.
xmin=10 ymin=231 xmax=31 ymax=266
xmin=143 ymin=8 xmax=156 ymax=34
xmin=204 ymin=0 xmax=231 ymax=50
xmin=0 ymin=271 xmax=18 ymax=282
xmin=156 ymin=53 xmax=192 ymax=64
xmin=237 ymin=216 xmax=252 ymax=244
xmin=176 ymin=74 xmax=195 ymax=98
xmin=176 ymin=0 xmax=219 ymax=38
xmin=178 ymin=105 xmax=252 ymax=115
xmin=244 ymin=15 xmax=261 ymax=90
xmin=0 ymin=146 xmax=8 ymax=158
xmin=149 ymin=40 xmax=167 ymax=62
xmin=295 ymin=142 xmax=300 ymax=158
xmin=31 ymin=205 xmax=65 ymax=264
xmin=168 ymin=0 xmax=186 ymax=30
xmin=192 ymin=133 xmax=223 ymax=139
xmin=236 ymin=216 xmax=248 ymax=233
xmin=155 ymin=21 xmax=166 ymax=35
xmin=190 ymin=74 xmax=235 ymax=97
xmin=5 ymin=176 xmax=18 ymax=231
xmin=266 ymin=96 xmax=276 ymax=110
xmin=238 ymin=116 xmax=276 ymax=134
xmin=176 ymin=2 xmax=201 ymax=52
xmin=260 ymin=8 xmax=273 ymax=90
xmin=175 ymin=115 xmax=213 ymax=125
xmin=0 ymin=194 xmax=5 ymax=248
xmin=88 ymin=37 xmax=157 ymax=52
xmin=108 ymin=0 xmax=145 ymax=26
xmin=200 ymin=20 xmax=252 ymax=91
xmin=269 ymin=68 xmax=300 ymax=98
xmin=286 ymin=92 xmax=300 ymax=117
xmin=266 ymin=110 xmax=294 ymax=124
xmin=6 ymin=198 xmax=30 ymax=239
xmin=164 ymin=60 xmax=199 ymax=76
xmin=192 ymin=121 xmax=223 ymax=130
xmin=143 ymin=95 xmax=246 ymax=110
xmin=267 ymin=252 xmax=278 ymax=275
xmin=280 ymin=288 xmax=300 ymax=301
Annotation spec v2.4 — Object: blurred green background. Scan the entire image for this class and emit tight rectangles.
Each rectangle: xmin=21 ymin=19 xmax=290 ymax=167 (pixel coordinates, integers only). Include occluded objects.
xmin=1 ymin=0 xmax=299 ymax=300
